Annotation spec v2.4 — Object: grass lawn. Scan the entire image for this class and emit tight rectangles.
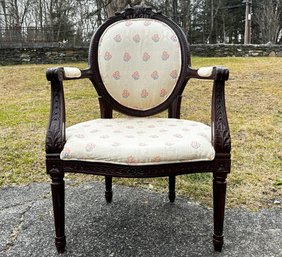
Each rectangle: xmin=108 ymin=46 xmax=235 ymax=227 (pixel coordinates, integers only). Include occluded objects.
xmin=0 ymin=57 xmax=281 ymax=210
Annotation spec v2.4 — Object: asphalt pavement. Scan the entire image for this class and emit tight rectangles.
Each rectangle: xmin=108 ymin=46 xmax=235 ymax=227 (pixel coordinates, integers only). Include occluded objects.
xmin=0 ymin=181 xmax=281 ymax=257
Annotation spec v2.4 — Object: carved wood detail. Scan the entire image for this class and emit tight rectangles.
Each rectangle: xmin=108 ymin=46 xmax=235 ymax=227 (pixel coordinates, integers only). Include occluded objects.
xmin=116 ymin=5 xmax=161 ymax=19
xmin=45 ymin=69 xmax=66 ymax=154
xmin=212 ymin=75 xmax=231 ymax=153
xmin=62 ymin=159 xmax=230 ymax=178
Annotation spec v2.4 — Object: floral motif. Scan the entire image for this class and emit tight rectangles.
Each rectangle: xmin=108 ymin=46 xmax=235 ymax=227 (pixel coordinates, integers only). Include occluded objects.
xmin=170 ymin=69 xmax=178 ymax=79
xmin=85 ymin=143 xmax=96 ymax=152
xmin=152 ymin=156 xmax=161 ymax=162
xmin=133 ymin=34 xmax=141 ymax=43
xmin=112 ymin=71 xmax=120 ymax=80
xmin=151 ymin=71 xmax=159 ymax=80
xmin=104 ymin=51 xmax=112 ymax=61
xmin=144 ymin=20 xmax=151 ymax=26
xmin=122 ymin=89 xmax=130 ymax=98
xmin=143 ymin=52 xmax=150 ymax=62
xmin=123 ymin=52 xmax=131 ymax=62
xmin=114 ymin=34 xmax=122 ymax=42
xmin=132 ymin=71 xmax=140 ymax=80
xmin=152 ymin=33 xmax=160 ymax=42
xmin=127 ymin=155 xmax=137 ymax=164
xmin=160 ymin=88 xmax=167 ymax=97
xmin=191 ymin=141 xmax=201 ymax=149
xmin=61 ymin=147 xmax=71 ymax=158
xmin=170 ymin=34 xmax=177 ymax=42
xmin=141 ymin=89 xmax=149 ymax=98
xmin=125 ymin=21 xmax=133 ymax=26
xmin=161 ymin=51 xmax=170 ymax=61
xmin=75 ymin=134 xmax=85 ymax=138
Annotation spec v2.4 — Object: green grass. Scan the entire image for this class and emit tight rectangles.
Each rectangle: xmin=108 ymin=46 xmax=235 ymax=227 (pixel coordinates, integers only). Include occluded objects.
xmin=0 ymin=58 xmax=281 ymax=209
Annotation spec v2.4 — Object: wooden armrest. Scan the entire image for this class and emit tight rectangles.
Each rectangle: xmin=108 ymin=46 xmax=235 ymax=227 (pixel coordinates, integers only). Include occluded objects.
xmin=46 ymin=66 xmax=92 ymax=81
xmin=188 ymin=66 xmax=229 ymax=81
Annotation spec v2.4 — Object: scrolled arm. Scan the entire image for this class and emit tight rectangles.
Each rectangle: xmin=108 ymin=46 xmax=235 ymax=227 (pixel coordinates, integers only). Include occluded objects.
xmin=188 ymin=66 xmax=229 ymax=81
xmin=45 ymin=68 xmax=66 ymax=154
xmin=46 ymin=66 xmax=92 ymax=81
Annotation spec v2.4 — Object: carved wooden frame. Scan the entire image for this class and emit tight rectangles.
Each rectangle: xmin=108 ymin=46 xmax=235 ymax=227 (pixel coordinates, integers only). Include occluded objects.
xmin=45 ymin=5 xmax=231 ymax=254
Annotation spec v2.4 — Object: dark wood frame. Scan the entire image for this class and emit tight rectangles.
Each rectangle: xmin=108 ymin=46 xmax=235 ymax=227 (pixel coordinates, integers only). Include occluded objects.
xmin=45 ymin=5 xmax=231 ymax=254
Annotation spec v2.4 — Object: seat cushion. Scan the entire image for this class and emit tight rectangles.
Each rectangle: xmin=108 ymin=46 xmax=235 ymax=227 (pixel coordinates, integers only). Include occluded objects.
xmin=60 ymin=118 xmax=215 ymax=165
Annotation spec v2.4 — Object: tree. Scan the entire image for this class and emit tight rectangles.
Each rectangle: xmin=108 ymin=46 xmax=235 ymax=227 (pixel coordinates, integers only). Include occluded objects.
xmin=253 ymin=0 xmax=282 ymax=44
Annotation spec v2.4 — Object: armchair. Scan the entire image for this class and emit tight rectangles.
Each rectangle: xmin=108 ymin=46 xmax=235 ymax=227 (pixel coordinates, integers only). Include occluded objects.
xmin=45 ymin=5 xmax=231 ymax=253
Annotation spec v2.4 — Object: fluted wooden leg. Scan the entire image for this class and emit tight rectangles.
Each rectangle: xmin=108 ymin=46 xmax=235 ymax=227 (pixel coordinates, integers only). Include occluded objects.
xmin=50 ymin=173 xmax=66 ymax=253
xmin=213 ymin=172 xmax=227 ymax=252
xmin=105 ymin=176 xmax=113 ymax=203
xmin=168 ymin=176 xmax=176 ymax=202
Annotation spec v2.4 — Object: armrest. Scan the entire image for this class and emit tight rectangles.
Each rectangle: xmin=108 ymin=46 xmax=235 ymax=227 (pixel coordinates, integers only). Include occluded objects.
xmin=188 ymin=66 xmax=229 ymax=81
xmin=46 ymin=66 xmax=92 ymax=81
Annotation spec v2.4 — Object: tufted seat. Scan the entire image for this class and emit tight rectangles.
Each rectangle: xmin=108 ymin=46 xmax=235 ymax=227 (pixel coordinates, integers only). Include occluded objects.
xmin=61 ymin=118 xmax=215 ymax=165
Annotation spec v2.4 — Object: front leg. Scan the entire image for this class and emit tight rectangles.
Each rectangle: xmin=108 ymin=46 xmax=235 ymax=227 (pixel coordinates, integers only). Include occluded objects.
xmin=50 ymin=169 xmax=66 ymax=253
xmin=213 ymin=172 xmax=227 ymax=252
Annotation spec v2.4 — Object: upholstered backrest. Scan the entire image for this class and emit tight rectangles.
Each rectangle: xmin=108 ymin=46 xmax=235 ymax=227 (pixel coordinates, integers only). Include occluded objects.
xmin=89 ymin=7 xmax=190 ymax=115
xmin=97 ymin=18 xmax=181 ymax=111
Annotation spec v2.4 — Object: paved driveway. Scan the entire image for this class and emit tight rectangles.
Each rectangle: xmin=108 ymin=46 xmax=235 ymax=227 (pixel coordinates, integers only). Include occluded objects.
xmin=0 ymin=182 xmax=281 ymax=257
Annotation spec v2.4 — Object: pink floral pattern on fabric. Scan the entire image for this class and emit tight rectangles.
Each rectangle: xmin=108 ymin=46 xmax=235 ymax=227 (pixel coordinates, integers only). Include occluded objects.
xmin=61 ymin=118 xmax=215 ymax=165
xmin=123 ymin=52 xmax=131 ymax=62
xmin=133 ymin=34 xmax=141 ymax=43
xmin=127 ymin=156 xmax=137 ymax=164
xmin=161 ymin=51 xmax=170 ymax=61
xmin=152 ymin=33 xmax=160 ymax=42
xmin=132 ymin=71 xmax=140 ymax=80
xmin=125 ymin=21 xmax=133 ymax=26
xmin=151 ymin=71 xmax=159 ymax=80
xmin=141 ymin=89 xmax=149 ymax=98
xmin=170 ymin=35 xmax=177 ymax=42
xmin=112 ymin=71 xmax=120 ymax=80
xmin=114 ymin=34 xmax=122 ymax=42
xmin=160 ymin=89 xmax=167 ymax=97
xmin=143 ymin=52 xmax=150 ymax=62
xmin=104 ymin=51 xmax=112 ymax=61
xmin=85 ymin=143 xmax=96 ymax=152
xmin=122 ymin=89 xmax=130 ymax=98
xmin=144 ymin=20 xmax=152 ymax=26
xmin=170 ymin=70 xmax=178 ymax=79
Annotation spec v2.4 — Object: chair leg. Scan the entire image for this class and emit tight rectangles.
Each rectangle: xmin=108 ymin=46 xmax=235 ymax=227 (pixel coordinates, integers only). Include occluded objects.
xmin=50 ymin=173 xmax=66 ymax=253
xmin=168 ymin=176 xmax=176 ymax=203
xmin=105 ymin=176 xmax=113 ymax=203
xmin=213 ymin=172 xmax=227 ymax=252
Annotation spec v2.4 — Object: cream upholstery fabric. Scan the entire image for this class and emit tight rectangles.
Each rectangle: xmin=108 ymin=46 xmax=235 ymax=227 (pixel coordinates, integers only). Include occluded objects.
xmin=197 ymin=67 xmax=213 ymax=77
xmin=98 ymin=19 xmax=182 ymax=110
xmin=63 ymin=67 xmax=81 ymax=78
xmin=60 ymin=118 xmax=215 ymax=165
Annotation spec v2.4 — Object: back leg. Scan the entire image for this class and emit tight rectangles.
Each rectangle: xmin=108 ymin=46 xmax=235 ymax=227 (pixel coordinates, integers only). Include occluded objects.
xmin=168 ymin=176 xmax=176 ymax=202
xmin=105 ymin=176 xmax=113 ymax=203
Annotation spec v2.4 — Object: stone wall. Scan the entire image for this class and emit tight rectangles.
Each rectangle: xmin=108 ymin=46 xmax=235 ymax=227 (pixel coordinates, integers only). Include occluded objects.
xmin=0 ymin=44 xmax=282 ymax=65
xmin=0 ymin=47 xmax=88 ymax=65
xmin=190 ymin=44 xmax=282 ymax=57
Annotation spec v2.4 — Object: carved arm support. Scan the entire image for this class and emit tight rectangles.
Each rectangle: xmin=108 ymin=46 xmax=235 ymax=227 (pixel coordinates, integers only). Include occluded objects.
xmin=45 ymin=67 xmax=66 ymax=154
xmin=189 ymin=66 xmax=231 ymax=154
xmin=211 ymin=68 xmax=231 ymax=154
